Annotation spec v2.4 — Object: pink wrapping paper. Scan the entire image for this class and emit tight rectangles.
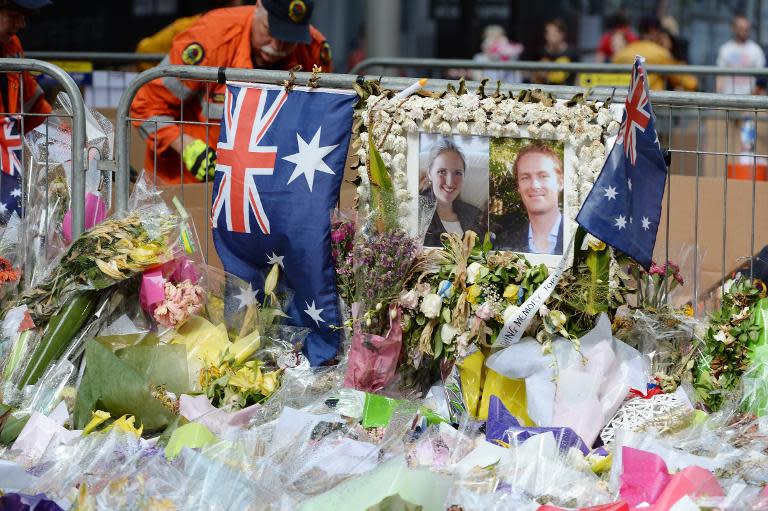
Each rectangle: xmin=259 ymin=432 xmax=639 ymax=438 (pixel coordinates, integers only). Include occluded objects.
xmin=618 ymin=446 xmax=724 ymax=511
xmin=343 ymin=304 xmax=403 ymax=393
xmin=620 ymin=447 xmax=672 ymax=506
xmin=140 ymin=267 xmax=166 ymax=315
xmin=63 ymin=192 xmax=107 ymax=243
xmin=536 ymin=503 xmax=630 ymax=511
xmin=646 ymin=466 xmax=723 ymax=510
xmin=169 ymin=256 xmax=201 ymax=284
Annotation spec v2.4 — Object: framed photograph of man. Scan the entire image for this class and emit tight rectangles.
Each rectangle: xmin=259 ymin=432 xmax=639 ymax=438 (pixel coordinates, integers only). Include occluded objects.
xmin=409 ymin=133 xmax=490 ymax=248
xmin=488 ymin=136 xmax=574 ymax=266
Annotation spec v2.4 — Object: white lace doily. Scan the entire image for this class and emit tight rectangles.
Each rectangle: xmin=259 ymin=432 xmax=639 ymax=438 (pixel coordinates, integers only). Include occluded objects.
xmin=600 ymin=393 xmax=687 ymax=446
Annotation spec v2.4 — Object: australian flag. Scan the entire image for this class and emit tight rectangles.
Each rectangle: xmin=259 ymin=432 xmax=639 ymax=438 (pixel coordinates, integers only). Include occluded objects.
xmin=576 ymin=56 xmax=668 ymax=269
xmin=211 ymin=83 xmax=356 ymax=365
xmin=0 ymin=116 xmax=23 ymax=223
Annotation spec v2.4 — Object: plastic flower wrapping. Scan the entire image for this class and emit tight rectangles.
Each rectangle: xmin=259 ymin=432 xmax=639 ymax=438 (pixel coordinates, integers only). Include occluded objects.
xmin=0 ymin=80 xmax=767 ymax=511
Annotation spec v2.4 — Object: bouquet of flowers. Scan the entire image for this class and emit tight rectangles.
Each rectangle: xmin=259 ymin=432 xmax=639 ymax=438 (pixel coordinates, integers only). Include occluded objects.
xmin=694 ymin=276 xmax=765 ymax=411
xmin=399 ymin=231 xmax=551 ymax=377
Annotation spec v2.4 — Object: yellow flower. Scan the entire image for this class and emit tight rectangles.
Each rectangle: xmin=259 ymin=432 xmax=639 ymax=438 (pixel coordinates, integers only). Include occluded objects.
xmin=130 ymin=244 xmax=162 ymax=264
xmin=228 ymin=366 xmax=263 ymax=391
xmin=584 ymin=234 xmax=606 ymax=251
xmin=260 ymin=370 xmax=279 ymax=396
xmin=681 ymin=304 xmax=694 ymax=317
xmin=83 ymin=410 xmax=111 ymax=435
xmin=230 ymin=330 xmax=262 ymax=365
xmin=264 ymin=263 xmax=280 ymax=296
xmin=103 ymin=415 xmax=144 ymax=437
xmin=503 ymin=283 xmax=519 ymax=302
xmin=467 ymin=284 xmax=482 ymax=304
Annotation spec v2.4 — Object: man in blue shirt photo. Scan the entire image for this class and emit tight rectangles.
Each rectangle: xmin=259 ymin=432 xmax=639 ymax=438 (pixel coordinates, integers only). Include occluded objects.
xmin=500 ymin=143 xmax=564 ymax=255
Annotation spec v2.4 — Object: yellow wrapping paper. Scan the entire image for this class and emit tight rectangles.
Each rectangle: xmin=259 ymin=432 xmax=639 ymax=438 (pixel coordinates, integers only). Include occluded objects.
xmin=477 ymin=369 xmax=532 ymax=425
xmin=458 ymin=350 xmax=532 ymax=425
xmin=170 ymin=317 xmax=230 ymax=391
xmin=457 ymin=350 xmax=484 ymax=417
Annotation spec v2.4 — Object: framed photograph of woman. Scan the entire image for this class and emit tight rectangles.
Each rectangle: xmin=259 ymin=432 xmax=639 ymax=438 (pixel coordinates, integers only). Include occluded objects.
xmin=411 ymin=133 xmax=490 ymax=247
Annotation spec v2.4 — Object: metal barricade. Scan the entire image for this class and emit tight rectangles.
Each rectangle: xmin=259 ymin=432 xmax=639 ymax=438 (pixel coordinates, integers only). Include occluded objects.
xmin=0 ymin=58 xmax=88 ymax=237
xmin=351 ymin=58 xmax=768 ymax=94
xmin=115 ymin=65 xmax=768 ymax=313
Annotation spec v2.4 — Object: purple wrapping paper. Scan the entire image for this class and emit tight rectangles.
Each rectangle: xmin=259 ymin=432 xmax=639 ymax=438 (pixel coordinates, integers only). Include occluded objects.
xmin=0 ymin=493 xmax=64 ymax=511
xmin=485 ymin=395 xmax=590 ymax=455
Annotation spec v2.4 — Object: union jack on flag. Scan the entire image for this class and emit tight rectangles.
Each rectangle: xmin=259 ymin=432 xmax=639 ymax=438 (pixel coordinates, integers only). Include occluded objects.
xmin=211 ymin=83 xmax=357 ymax=366
xmin=0 ymin=116 xmax=22 ymax=177
xmin=577 ymin=56 xmax=668 ymax=269
xmin=211 ymin=87 xmax=288 ymax=234
xmin=616 ymin=59 xmax=652 ymax=166
xmin=0 ymin=116 xmax=22 ymax=222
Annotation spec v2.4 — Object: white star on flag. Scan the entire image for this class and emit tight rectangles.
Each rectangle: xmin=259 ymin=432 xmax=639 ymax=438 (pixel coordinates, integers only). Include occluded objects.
xmin=641 ymin=216 xmax=651 ymax=230
xmin=267 ymin=252 xmax=285 ymax=268
xmin=283 ymin=127 xmax=339 ymax=192
xmin=0 ymin=202 xmax=8 ymax=217
xmin=628 ymin=178 xmax=632 ymax=191
xmin=10 ymin=188 xmax=20 ymax=198
xmin=304 ymin=300 xmax=325 ymax=326
xmin=603 ymin=185 xmax=618 ymax=200
xmin=614 ymin=215 xmax=627 ymax=230
xmin=234 ymin=283 xmax=259 ymax=310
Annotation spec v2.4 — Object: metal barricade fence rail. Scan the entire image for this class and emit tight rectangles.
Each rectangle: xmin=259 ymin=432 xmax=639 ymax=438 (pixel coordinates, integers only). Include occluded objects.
xmin=350 ymin=58 xmax=768 ymax=93
xmin=115 ymin=65 xmax=768 ymax=313
xmin=0 ymin=58 xmax=88 ymax=236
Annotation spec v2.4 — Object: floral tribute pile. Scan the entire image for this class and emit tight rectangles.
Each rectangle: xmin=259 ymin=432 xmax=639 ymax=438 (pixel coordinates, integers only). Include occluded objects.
xmin=0 ymin=82 xmax=765 ymax=511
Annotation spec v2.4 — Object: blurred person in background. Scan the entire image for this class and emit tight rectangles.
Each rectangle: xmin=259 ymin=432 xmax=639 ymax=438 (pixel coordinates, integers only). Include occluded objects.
xmin=346 ymin=24 xmax=365 ymax=72
xmin=471 ymin=24 xmax=524 ymax=85
xmin=716 ymin=15 xmax=766 ymax=95
xmin=659 ymin=16 xmax=689 ymax=63
xmin=613 ymin=16 xmax=697 ymax=91
xmin=596 ymin=11 xmax=637 ymax=63
xmin=0 ymin=0 xmax=51 ymax=132
xmin=529 ymin=19 xmax=579 ymax=86
xmin=131 ymin=0 xmax=333 ymax=184
xmin=136 ymin=0 xmax=248 ymax=71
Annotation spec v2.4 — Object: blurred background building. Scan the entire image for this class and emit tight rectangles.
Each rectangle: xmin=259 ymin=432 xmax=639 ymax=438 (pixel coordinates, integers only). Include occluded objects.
xmin=20 ymin=0 xmax=768 ymax=71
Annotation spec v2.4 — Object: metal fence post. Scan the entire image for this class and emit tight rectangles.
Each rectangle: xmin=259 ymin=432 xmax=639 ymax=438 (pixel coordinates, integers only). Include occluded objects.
xmin=0 ymin=58 xmax=87 ymax=237
xmin=350 ymin=57 xmax=768 ymax=85
xmin=115 ymin=65 xmax=768 ymax=311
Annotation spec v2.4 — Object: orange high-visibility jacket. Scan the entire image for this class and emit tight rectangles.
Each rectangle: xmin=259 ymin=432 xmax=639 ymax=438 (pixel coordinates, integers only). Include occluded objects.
xmin=130 ymin=6 xmax=333 ymax=184
xmin=1 ymin=35 xmax=52 ymax=133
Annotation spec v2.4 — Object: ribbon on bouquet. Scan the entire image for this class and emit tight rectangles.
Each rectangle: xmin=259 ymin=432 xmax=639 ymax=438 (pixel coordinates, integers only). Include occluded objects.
xmin=493 ymin=233 xmax=575 ymax=348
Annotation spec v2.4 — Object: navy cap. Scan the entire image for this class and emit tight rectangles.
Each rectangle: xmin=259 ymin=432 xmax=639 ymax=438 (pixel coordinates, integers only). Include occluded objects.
xmin=262 ymin=0 xmax=313 ymax=44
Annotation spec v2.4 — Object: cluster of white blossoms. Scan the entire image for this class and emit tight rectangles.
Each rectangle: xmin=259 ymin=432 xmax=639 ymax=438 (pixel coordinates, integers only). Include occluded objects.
xmin=353 ymin=89 xmax=623 ymax=229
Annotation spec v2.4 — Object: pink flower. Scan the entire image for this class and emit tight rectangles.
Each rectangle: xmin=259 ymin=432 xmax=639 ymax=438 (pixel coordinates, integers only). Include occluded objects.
xmin=648 ymin=263 xmax=665 ymax=277
xmin=331 ymin=229 xmax=346 ymax=243
xmin=399 ymin=289 xmax=420 ymax=309
xmin=475 ymin=302 xmax=494 ymax=320
xmin=153 ymin=279 xmax=205 ymax=328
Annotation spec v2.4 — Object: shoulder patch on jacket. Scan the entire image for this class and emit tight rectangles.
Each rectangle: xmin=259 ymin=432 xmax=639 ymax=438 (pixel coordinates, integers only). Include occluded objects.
xmin=181 ymin=42 xmax=205 ymax=65
xmin=320 ymin=41 xmax=332 ymax=65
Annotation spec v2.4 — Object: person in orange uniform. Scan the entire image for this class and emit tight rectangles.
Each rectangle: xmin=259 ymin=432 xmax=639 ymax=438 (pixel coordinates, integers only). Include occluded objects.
xmin=0 ymin=0 xmax=52 ymax=132
xmin=135 ymin=0 xmax=247 ymax=71
xmin=131 ymin=0 xmax=333 ymax=184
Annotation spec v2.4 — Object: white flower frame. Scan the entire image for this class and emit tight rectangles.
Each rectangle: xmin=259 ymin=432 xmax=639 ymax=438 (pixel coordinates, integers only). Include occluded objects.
xmin=352 ymin=88 xmax=624 ymax=266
